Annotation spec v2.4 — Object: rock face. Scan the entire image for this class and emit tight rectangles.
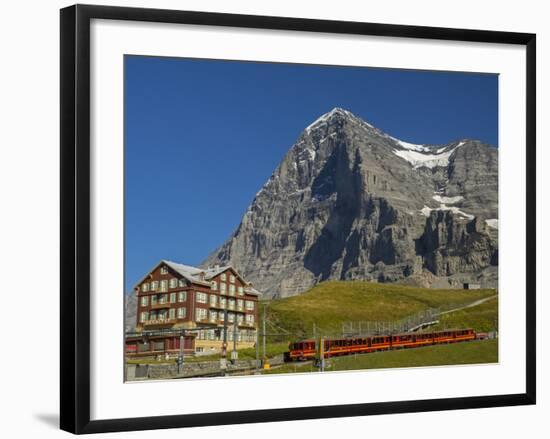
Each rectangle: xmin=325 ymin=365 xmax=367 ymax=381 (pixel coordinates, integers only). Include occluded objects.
xmin=203 ymin=108 xmax=498 ymax=298
xmin=125 ymin=292 xmax=138 ymax=332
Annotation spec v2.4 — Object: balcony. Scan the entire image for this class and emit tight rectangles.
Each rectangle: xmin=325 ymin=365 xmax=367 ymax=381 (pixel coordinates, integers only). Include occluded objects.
xmin=150 ymin=302 xmax=171 ymax=310
xmin=143 ymin=318 xmax=176 ymax=326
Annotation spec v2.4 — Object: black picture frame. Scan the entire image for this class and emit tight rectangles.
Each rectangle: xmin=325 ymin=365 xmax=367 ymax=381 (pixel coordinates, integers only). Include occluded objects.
xmin=60 ymin=4 xmax=536 ymax=434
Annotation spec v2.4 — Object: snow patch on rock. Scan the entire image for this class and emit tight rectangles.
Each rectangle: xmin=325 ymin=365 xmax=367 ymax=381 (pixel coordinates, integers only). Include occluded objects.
xmin=420 ymin=204 xmax=475 ymax=220
xmin=392 ymin=140 xmax=466 ymax=169
xmin=388 ymin=136 xmax=431 ymax=152
xmin=432 ymin=195 xmax=464 ymax=204
xmin=393 ymin=146 xmax=458 ymax=169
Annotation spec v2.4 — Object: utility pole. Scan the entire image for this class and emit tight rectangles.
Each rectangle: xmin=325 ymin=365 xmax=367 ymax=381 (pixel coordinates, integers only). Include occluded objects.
xmin=255 ymin=327 xmax=260 ymax=374
xmin=177 ymin=332 xmax=184 ymax=374
xmin=221 ymin=308 xmax=228 ymax=375
xmin=231 ymin=320 xmax=238 ymax=364
xmin=320 ymin=336 xmax=325 ymax=372
xmin=262 ymin=305 xmax=267 ymax=368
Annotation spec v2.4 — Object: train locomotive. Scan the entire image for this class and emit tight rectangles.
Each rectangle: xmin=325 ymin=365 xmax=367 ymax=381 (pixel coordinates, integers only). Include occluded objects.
xmin=284 ymin=328 xmax=478 ymax=362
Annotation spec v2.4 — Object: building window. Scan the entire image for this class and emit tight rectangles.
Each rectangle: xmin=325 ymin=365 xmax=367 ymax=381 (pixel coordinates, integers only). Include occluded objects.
xmin=237 ymin=314 xmax=244 ymax=324
xmin=140 ymin=296 xmax=149 ymax=307
xmin=178 ymin=279 xmax=186 ymax=287
xmin=221 ymin=273 xmax=227 ymax=281
xmin=158 ymin=309 xmax=168 ymax=320
xmin=228 ymin=312 xmax=235 ymax=323
xmin=195 ymin=307 xmax=208 ymax=321
xmin=245 ymin=300 xmax=255 ymax=311
xmin=237 ymin=286 xmax=244 ymax=295
xmin=230 ymin=274 xmax=235 ymax=283
xmin=177 ymin=307 xmax=186 ymax=319
xmin=142 ymin=282 xmax=149 ymax=292
xmin=139 ymin=311 xmax=148 ymax=323
xmin=210 ymin=310 xmax=218 ymax=322
xmin=246 ymin=314 xmax=255 ymax=326
xmin=229 ymin=284 xmax=236 ymax=295
xmin=220 ymin=296 xmax=227 ymax=308
xmin=169 ymin=308 xmax=176 ymax=319
xmin=151 ymin=280 xmax=158 ymax=291
xmin=196 ymin=292 xmax=208 ymax=304
xmin=160 ymin=266 xmax=168 ymax=274
xmin=210 ymin=294 xmax=217 ymax=307
xmin=228 ymin=298 xmax=235 ymax=310
xmin=211 ymin=281 xmax=217 ymax=291
xmin=178 ymin=291 xmax=187 ymax=302
xmin=220 ymin=283 xmax=227 ymax=293
xmin=159 ymin=294 xmax=168 ymax=304
xmin=170 ymin=292 xmax=177 ymax=303
xmin=169 ymin=278 xmax=177 ymax=289
xmin=237 ymin=299 xmax=244 ymax=311
xmin=160 ymin=279 xmax=168 ymax=292
xmin=151 ymin=295 xmax=158 ymax=305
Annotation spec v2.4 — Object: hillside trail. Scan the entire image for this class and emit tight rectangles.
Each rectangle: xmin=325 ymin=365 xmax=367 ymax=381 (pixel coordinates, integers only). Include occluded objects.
xmin=438 ymin=294 xmax=498 ymax=316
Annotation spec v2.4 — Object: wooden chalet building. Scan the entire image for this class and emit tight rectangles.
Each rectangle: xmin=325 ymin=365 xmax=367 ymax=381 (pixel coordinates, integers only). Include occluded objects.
xmin=125 ymin=260 xmax=260 ymax=358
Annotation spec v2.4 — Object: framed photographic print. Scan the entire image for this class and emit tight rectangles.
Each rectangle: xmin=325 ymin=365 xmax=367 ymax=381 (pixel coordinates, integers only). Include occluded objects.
xmin=60 ymin=4 xmax=536 ymax=434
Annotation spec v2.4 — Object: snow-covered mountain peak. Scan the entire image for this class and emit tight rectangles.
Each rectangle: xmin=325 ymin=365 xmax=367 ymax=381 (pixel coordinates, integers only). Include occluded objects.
xmin=305 ymin=107 xmax=372 ymax=134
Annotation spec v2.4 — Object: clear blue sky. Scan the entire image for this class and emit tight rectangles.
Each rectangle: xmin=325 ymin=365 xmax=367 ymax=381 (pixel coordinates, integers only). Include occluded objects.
xmin=125 ymin=55 xmax=498 ymax=293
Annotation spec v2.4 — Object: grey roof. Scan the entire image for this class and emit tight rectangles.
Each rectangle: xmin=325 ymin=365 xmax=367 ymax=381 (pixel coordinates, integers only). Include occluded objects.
xmin=162 ymin=260 xmax=211 ymax=286
xmin=203 ymin=265 xmax=232 ymax=280
xmin=135 ymin=260 xmax=263 ymax=295
xmin=243 ymin=286 xmax=261 ymax=297
xmin=162 ymin=260 xmax=253 ymax=289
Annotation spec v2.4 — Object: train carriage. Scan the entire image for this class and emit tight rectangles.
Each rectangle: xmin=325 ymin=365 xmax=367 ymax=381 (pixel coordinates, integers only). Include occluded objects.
xmin=286 ymin=328 xmax=476 ymax=362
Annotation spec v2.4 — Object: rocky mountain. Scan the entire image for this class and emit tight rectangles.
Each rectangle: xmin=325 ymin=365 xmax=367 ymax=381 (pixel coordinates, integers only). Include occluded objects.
xmin=203 ymin=108 xmax=498 ymax=298
xmin=125 ymin=292 xmax=137 ymax=332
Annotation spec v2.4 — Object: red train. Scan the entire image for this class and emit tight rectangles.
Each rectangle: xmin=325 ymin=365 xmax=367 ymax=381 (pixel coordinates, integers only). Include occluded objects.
xmin=285 ymin=328 xmax=476 ymax=362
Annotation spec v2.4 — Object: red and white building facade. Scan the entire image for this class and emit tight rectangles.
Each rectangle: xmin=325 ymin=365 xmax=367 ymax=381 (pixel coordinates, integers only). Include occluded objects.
xmin=125 ymin=260 xmax=260 ymax=357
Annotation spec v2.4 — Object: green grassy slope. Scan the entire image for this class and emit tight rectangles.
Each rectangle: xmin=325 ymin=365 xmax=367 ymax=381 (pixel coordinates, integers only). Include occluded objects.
xmin=431 ymin=296 xmax=498 ymax=332
xmin=264 ymin=281 xmax=497 ymax=340
xmin=264 ymin=339 xmax=498 ymax=374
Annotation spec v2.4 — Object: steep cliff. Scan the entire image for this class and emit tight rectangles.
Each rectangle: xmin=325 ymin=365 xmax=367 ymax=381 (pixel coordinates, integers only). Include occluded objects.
xmin=203 ymin=108 xmax=498 ymax=298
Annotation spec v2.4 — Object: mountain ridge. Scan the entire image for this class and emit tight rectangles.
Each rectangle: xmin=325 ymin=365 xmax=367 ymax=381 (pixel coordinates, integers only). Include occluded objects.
xmin=203 ymin=108 xmax=498 ymax=298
